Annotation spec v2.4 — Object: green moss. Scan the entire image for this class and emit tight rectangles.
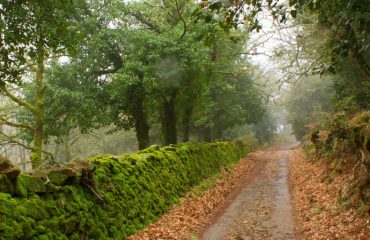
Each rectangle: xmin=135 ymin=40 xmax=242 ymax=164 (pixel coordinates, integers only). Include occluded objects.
xmin=139 ymin=145 xmax=160 ymax=153
xmin=48 ymin=173 xmax=68 ymax=186
xmin=35 ymin=235 xmax=49 ymax=240
xmin=0 ymin=174 xmax=13 ymax=195
xmin=0 ymin=141 xmax=250 ymax=240
xmin=14 ymin=174 xmax=46 ymax=196
xmin=13 ymin=175 xmax=28 ymax=197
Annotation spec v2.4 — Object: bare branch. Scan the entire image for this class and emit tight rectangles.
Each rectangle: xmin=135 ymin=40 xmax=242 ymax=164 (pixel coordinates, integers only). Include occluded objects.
xmin=0 ymin=131 xmax=33 ymax=150
xmin=0 ymin=117 xmax=34 ymax=131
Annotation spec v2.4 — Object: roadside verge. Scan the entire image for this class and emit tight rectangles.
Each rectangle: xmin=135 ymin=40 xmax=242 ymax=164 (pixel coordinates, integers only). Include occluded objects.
xmin=288 ymin=149 xmax=369 ymax=239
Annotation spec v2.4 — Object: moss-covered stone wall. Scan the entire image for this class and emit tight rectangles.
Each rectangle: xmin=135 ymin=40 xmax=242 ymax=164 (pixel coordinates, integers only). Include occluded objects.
xmin=0 ymin=141 xmax=250 ymax=240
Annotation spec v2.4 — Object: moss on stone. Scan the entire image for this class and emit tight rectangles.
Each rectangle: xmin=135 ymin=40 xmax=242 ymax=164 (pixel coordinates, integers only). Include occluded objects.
xmin=0 ymin=141 xmax=250 ymax=240
xmin=0 ymin=174 xmax=13 ymax=195
xmin=14 ymin=174 xmax=46 ymax=197
xmin=48 ymin=172 xmax=68 ymax=186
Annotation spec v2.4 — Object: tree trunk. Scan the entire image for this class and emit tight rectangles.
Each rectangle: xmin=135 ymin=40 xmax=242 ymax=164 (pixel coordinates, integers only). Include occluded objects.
xmin=31 ymin=53 xmax=45 ymax=169
xmin=213 ymin=120 xmax=223 ymax=140
xmin=63 ymin=134 xmax=72 ymax=163
xmin=54 ymin=143 xmax=60 ymax=163
xmin=200 ymin=127 xmax=212 ymax=142
xmin=133 ymin=97 xmax=150 ymax=150
xmin=182 ymin=107 xmax=192 ymax=142
xmin=127 ymin=83 xmax=150 ymax=150
xmin=19 ymin=145 xmax=26 ymax=171
xmin=162 ymin=90 xmax=177 ymax=145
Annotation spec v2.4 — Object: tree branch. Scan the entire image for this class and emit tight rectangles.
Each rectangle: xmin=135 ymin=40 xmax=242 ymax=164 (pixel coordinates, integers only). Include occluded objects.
xmin=175 ymin=0 xmax=187 ymax=40
xmin=0 ymin=82 xmax=37 ymax=113
xmin=0 ymin=117 xmax=34 ymax=131
xmin=128 ymin=11 xmax=161 ymax=33
xmin=90 ymin=51 xmax=123 ymax=76
xmin=17 ymin=58 xmax=38 ymax=73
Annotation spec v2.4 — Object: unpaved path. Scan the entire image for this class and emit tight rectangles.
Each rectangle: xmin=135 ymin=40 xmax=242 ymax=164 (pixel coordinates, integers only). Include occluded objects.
xmin=202 ymin=147 xmax=296 ymax=240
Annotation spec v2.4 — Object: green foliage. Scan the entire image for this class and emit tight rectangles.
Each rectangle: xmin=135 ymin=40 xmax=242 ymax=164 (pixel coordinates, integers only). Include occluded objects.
xmin=0 ymin=0 xmax=88 ymax=84
xmin=251 ymin=107 xmax=281 ymax=144
xmin=0 ymin=141 xmax=250 ymax=239
xmin=12 ymin=0 xmax=266 ymax=151
xmin=195 ymin=74 xmax=265 ymax=138
xmin=0 ymin=0 xmax=90 ymax=167
xmin=332 ymin=57 xmax=370 ymax=110
xmin=304 ymin=0 xmax=370 ymax=76
xmin=286 ymin=76 xmax=334 ymax=140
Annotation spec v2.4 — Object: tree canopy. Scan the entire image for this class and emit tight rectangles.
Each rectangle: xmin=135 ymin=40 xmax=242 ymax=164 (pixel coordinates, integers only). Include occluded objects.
xmin=0 ymin=0 xmax=368 ymax=170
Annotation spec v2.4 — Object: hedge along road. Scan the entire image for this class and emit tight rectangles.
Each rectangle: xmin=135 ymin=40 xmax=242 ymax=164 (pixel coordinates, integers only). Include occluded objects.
xmin=201 ymin=145 xmax=297 ymax=240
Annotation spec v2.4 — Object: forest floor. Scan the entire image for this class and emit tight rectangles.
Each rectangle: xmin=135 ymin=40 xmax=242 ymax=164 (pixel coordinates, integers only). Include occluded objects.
xmin=128 ymin=145 xmax=369 ymax=240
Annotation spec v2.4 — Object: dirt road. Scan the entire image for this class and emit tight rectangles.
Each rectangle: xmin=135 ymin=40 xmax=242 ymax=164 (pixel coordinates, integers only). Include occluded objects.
xmin=202 ymin=147 xmax=296 ymax=240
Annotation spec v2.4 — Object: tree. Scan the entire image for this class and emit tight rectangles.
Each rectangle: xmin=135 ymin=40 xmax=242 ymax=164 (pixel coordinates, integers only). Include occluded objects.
xmin=285 ymin=76 xmax=334 ymax=140
xmin=48 ymin=0 xmax=214 ymax=147
xmin=0 ymin=1 xmax=87 ymax=168
xmin=9 ymin=0 xmax=266 ymax=158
